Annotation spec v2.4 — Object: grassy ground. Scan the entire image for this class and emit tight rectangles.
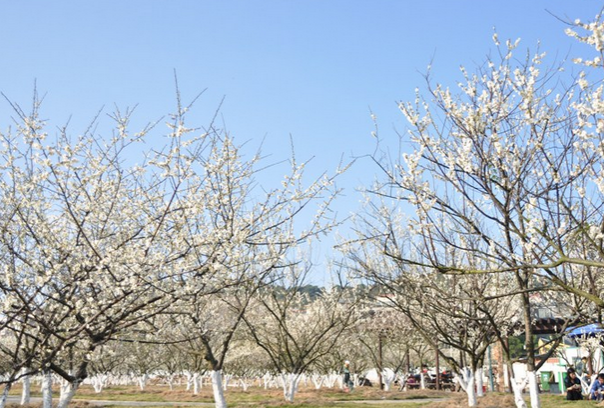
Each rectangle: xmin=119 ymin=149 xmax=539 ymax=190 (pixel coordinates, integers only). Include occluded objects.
xmin=4 ymin=383 xmax=601 ymax=407
xmin=419 ymin=392 xmax=604 ymax=408
xmin=4 ymin=383 xmax=445 ymax=407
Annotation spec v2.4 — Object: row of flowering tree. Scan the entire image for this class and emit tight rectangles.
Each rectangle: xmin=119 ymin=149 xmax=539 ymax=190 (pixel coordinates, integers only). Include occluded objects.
xmin=0 ymin=87 xmax=347 ymax=408
xmin=342 ymin=12 xmax=604 ymax=408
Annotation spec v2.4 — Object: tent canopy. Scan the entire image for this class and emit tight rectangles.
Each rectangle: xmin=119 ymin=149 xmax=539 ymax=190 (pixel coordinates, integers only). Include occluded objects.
xmin=567 ymin=323 xmax=604 ymax=338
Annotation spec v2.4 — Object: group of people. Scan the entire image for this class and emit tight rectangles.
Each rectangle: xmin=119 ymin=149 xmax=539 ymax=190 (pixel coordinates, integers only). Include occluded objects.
xmin=564 ymin=366 xmax=604 ymax=401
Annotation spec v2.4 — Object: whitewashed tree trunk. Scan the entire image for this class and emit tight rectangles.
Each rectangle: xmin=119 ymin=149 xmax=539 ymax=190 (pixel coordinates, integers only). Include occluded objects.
xmin=582 ymin=374 xmax=595 ymax=395
xmin=420 ymin=372 xmax=426 ymax=389
xmin=239 ymin=378 xmax=250 ymax=391
xmin=59 ymin=379 xmax=69 ymax=402
xmin=185 ymin=372 xmax=192 ymax=391
xmin=193 ymin=372 xmax=200 ymax=395
xmin=166 ymin=373 xmax=175 ymax=390
xmin=476 ymin=367 xmax=484 ymax=397
xmin=57 ymin=381 xmax=79 ymax=408
xmin=527 ymin=372 xmax=540 ymax=408
xmin=280 ymin=373 xmax=302 ymax=402
xmin=311 ymin=374 xmax=324 ymax=389
xmin=138 ymin=373 xmax=148 ymax=391
xmin=382 ymin=370 xmax=395 ymax=391
xmin=397 ymin=373 xmax=410 ymax=392
xmin=20 ymin=368 xmax=31 ymax=405
xmin=455 ymin=368 xmax=477 ymax=407
xmin=510 ymin=376 xmax=528 ymax=408
xmin=92 ymin=374 xmax=108 ymax=393
xmin=222 ymin=374 xmax=232 ymax=390
xmin=324 ymin=373 xmax=338 ymax=388
xmin=211 ymin=370 xmax=227 ymax=408
xmin=263 ymin=372 xmax=271 ymax=390
xmin=41 ymin=369 xmax=53 ymax=408
xmin=0 ymin=383 xmax=12 ymax=408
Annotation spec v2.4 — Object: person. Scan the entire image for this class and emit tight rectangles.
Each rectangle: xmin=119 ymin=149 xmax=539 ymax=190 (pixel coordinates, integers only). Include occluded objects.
xmin=590 ymin=373 xmax=604 ymax=401
xmin=343 ymin=360 xmax=353 ymax=391
xmin=564 ymin=368 xmax=582 ymax=400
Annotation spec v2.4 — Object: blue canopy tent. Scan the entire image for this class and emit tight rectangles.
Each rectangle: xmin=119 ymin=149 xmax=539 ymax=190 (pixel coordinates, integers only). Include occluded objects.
xmin=567 ymin=324 xmax=604 ymax=338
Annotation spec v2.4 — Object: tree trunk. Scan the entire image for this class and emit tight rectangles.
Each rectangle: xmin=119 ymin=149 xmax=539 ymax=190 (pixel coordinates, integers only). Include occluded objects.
xmin=510 ymin=376 xmax=528 ymax=408
xmin=311 ymin=374 xmax=324 ymax=389
xmin=0 ymin=383 xmax=11 ymax=408
xmin=435 ymin=347 xmax=440 ymax=391
xmin=211 ymin=370 xmax=227 ymax=408
xmin=280 ymin=373 xmax=302 ymax=402
xmin=222 ymin=374 xmax=232 ymax=390
xmin=193 ymin=372 xmax=200 ymax=395
xmin=57 ymin=381 xmax=79 ymax=408
xmin=378 ymin=333 xmax=384 ymax=390
xmin=521 ymin=303 xmax=540 ymax=407
xmin=41 ymin=369 xmax=53 ymax=408
xmin=455 ymin=368 xmax=477 ymax=407
xmin=185 ymin=372 xmax=192 ymax=391
xmin=92 ymin=374 xmax=108 ymax=393
xmin=263 ymin=372 xmax=271 ymax=389
xmin=138 ymin=373 xmax=148 ymax=391
xmin=398 ymin=373 xmax=410 ymax=392
xmin=20 ymin=368 xmax=31 ymax=405
xmin=475 ymin=368 xmax=484 ymax=397
xmin=324 ymin=373 xmax=338 ymax=388
xmin=527 ymin=372 xmax=540 ymax=408
xmin=383 ymin=370 xmax=395 ymax=391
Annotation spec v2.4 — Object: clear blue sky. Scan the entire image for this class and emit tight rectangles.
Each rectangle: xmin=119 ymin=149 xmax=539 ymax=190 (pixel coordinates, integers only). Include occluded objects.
xmin=1 ymin=1 xmax=601 ymax=281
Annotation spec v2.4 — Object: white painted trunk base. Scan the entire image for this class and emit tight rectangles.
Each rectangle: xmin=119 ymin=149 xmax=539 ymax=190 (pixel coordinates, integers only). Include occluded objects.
xmin=57 ymin=382 xmax=79 ymax=408
xmin=475 ymin=368 xmax=484 ymax=397
xmin=211 ymin=370 xmax=227 ymax=408
xmin=455 ymin=368 xmax=477 ymax=407
xmin=193 ymin=373 xmax=200 ymax=395
xmin=280 ymin=373 xmax=302 ymax=402
xmin=41 ymin=370 xmax=53 ymax=408
xmin=311 ymin=374 xmax=324 ymax=389
xmin=509 ymin=368 xmax=528 ymax=408
xmin=0 ymin=383 xmax=12 ymax=408
xmin=527 ymin=372 xmax=540 ymax=408
xmin=138 ymin=374 xmax=148 ymax=391
xmin=382 ymin=370 xmax=395 ymax=391
xmin=20 ymin=369 xmax=31 ymax=405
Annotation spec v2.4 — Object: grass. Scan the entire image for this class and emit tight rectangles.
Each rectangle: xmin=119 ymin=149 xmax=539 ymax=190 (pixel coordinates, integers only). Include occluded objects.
xmin=6 ymin=383 xmax=599 ymax=407
xmin=421 ymin=391 xmax=604 ymax=408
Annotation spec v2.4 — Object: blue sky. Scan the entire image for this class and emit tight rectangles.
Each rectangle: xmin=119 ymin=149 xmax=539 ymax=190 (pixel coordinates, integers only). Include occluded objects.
xmin=1 ymin=1 xmax=601 ymax=281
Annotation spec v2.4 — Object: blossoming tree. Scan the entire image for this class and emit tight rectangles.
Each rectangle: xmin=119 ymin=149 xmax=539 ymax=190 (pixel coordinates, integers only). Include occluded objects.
xmin=242 ymin=265 xmax=360 ymax=402
xmin=0 ymin=86 xmax=346 ymax=408
xmin=352 ymin=12 xmax=604 ymax=408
